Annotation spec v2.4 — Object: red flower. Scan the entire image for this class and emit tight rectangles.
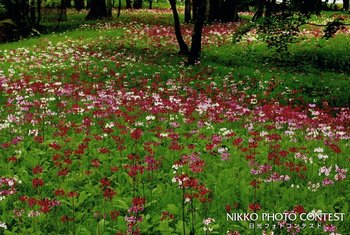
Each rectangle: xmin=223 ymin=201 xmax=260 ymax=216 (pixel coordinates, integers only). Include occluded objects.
xmin=19 ymin=195 xmax=28 ymax=202
xmin=110 ymin=166 xmax=119 ymax=173
xmin=57 ymin=168 xmax=69 ymax=176
xmin=225 ymin=204 xmax=231 ymax=213
xmin=250 ymin=179 xmax=261 ymax=188
xmin=293 ymin=205 xmax=305 ymax=214
xmin=28 ymin=197 xmax=37 ymax=207
xmin=55 ymin=189 xmax=66 ymax=196
xmin=32 ymin=178 xmax=44 ymax=188
xmin=91 ymin=159 xmax=101 ymax=168
xmin=110 ymin=210 xmax=120 ymax=220
xmin=206 ymin=143 xmax=215 ymax=151
xmin=7 ymin=156 xmax=18 ymax=162
xmin=49 ymin=142 xmax=61 ymax=150
xmin=249 ymin=203 xmax=261 ymax=212
xmin=99 ymin=147 xmax=110 ymax=154
xmin=233 ymin=138 xmax=243 ymax=146
xmin=131 ymin=128 xmax=143 ymax=140
xmin=100 ymin=178 xmax=111 ymax=187
xmin=103 ymin=188 xmax=116 ymax=200
xmin=67 ymin=191 xmax=79 ymax=198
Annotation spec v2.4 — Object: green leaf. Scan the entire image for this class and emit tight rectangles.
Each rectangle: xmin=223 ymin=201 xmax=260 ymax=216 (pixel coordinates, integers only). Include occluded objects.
xmin=166 ymin=204 xmax=179 ymax=215
xmin=0 ymin=92 xmax=6 ymax=104
xmin=113 ymin=198 xmax=129 ymax=210
xmin=77 ymin=191 xmax=90 ymax=207
xmin=76 ymin=227 xmax=91 ymax=235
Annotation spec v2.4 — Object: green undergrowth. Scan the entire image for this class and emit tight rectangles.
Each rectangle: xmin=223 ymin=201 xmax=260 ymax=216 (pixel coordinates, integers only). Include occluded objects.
xmin=1 ymin=9 xmax=349 ymax=108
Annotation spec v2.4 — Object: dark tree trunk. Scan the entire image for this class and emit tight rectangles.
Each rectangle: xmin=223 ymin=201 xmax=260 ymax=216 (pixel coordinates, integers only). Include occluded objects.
xmin=169 ymin=0 xmax=189 ymax=55
xmin=126 ymin=0 xmax=132 ymax=8
xmin=222 ymin=0 xmax=238 ymax=22
xmin=265 ymin=0 xmax=276 ymax=17
xmin=192 ymin=0 xmax=199 ymax=21
xmin=209 ymin=0 xmax=220 ymax=22
xmin=344 ymin=0 xmax=349 ymax=10
xmin=36 ymin=0 xmax=42 ymax=25
xmin=66 ymin=0 xmax=72 ymax=7
xmin=281 ymin=0 xmax=287 ymax=16
xmin=149 ymin=0 xmax=152 ymax=9
xmin=106 ymin=0 xmax=112 ymax=17
xmin=133 ymin=0 xmax=143 ymax=9
xmin=74 ymin=0 xmax=85 ymax=11
xmin=188 ymin=0 xmax=206 ymax=64
xmin=253 ymin=0 xmax=265 ymax=21
xmin=301 ymin=0 xmax=321 ymax=14
xmin=30 ymin=0 xmax=36 ymax=24
xmin=58 ymin=0 xmax=67 ymax=22
xmin=184 ymin=0 xmax=191 ymax=23
xmin=117 ymin=0 xmax=122 ymax=17
xmin=86 ymin=0 xmax=108 ymax=19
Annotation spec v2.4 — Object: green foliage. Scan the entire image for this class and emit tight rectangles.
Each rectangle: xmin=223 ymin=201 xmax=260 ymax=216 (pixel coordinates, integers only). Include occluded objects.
xmin=323 ymin=17 xmax=346 ymax=39
xmin=257 ymin=14 xmax=307 ymax=52
xmin=0 ymin=3 xmax=6 ymax=18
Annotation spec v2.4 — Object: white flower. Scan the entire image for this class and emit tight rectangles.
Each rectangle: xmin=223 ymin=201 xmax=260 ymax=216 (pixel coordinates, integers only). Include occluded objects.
xmin=318 ymin=154 xmax=328 ymax=160
xmin=314 ymin=147 xmax=324 ymax=153
xmin=146 ymin=115 xmax=155 ymax=121
xmin=0 ymin=221 xmax=7 ymax=230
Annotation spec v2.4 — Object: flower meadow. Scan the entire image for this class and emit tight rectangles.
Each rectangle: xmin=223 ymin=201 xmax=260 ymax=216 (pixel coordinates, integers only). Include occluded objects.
xmin=0 ymin=9 xmax=350 ymax=235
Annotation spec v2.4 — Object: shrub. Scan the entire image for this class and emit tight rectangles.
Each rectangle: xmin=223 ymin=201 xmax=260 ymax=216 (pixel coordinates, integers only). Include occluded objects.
xmin=0 ymin=19 xmax=19 ymax=43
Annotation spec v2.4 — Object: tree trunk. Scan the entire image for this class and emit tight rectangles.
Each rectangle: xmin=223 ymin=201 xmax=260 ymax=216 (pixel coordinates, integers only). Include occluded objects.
xmin=126 ymin=0 xmax=132 ymax=9
xmin=184 ymin=0 xmax=191 ymax=23
xmin=253 ymin=0 xmax=265 ymax=21
xmin=188 ymin=0 xmax=206 ymax=64
xmin=30 ymin=0 xmax=36 ymax=24
xmin=192 ymin=0 xmax=199 ymax=21
xmin=58 ymin=0 xmax=67 ymax=23
xmin=117 ymin=0 xmax=122 ymax=17
xmin=86 ymin=0 xmax=108 ymax=20
xmin=66 ymin=0 xmax=72 ymax=7
xmin=344 ymin=0 xmax=349 ymax=10
xmin=281 ymin=0 xmax=287 ymax=16
xmin=265 ymin=0 xmax=276 ymax=17
xmin=149 ymin=0 xmax=152 ymax=9
xmin=106 ymin=0 xmax=112 ymax=17
xmin=222 ymin=0 xmax=238 ymax=22
xmin=36 ymin=0 xmax=42 ymax=25
xmin=74 ymin=0 xmax=85 ymax=11
xmin=133 ymin=0 xmax=143 ymax=9
xmin=208 ymin=0 xmax=220 ymax=22
xmin=169 ymin=0 xmax=189 ymax=55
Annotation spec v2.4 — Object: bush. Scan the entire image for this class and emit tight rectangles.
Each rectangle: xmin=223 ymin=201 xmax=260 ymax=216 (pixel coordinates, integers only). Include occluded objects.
xmin=0 ymin=19 xmax=19 ymax=43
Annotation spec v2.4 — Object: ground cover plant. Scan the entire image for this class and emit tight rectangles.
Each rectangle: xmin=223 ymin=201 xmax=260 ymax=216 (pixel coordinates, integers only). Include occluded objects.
xmin=0 ymin=7 xmax=350 ymax=235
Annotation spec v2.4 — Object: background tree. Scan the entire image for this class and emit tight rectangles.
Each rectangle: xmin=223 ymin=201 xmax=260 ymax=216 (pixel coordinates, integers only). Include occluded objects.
xmin=344 ymin=0 xmax=349 ymax=10
xmin=74 ymin=0 xmax=85 ymax=11
xmin=169 ymin=0 xmax=207 ymax=64
xmin=169 ymin=0 xmax=189 ymax=54
xmin=133 ymin=0 xmax=143 ymax=9
xmin=126 ymin=0 xmax=132 ymax=8
xmin=184 ymin=0 xmax=191 ymax=23
xmin=86 ymin=0 xmax=109 ymax=19
xmin=208 ymin=0 xmax=239 ymax=22
xmin=0 ymin=0 xmax=36 ymax=36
